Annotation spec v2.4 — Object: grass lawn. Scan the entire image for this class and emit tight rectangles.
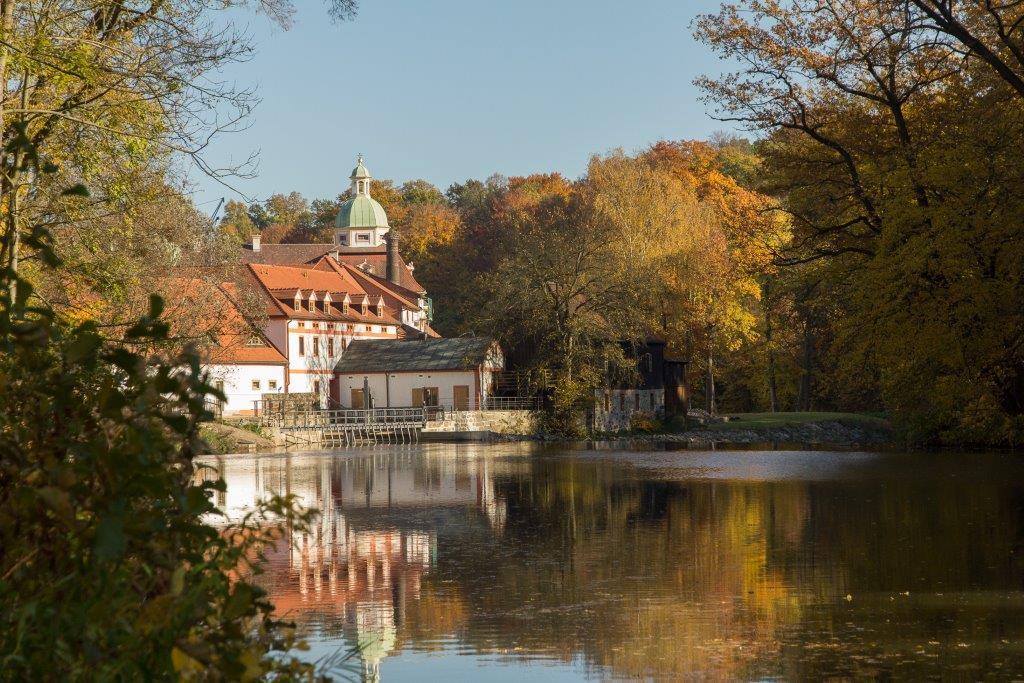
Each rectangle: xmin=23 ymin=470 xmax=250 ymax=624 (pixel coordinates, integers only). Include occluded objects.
xmin=703 ymin=411 xmax=890 ymax=431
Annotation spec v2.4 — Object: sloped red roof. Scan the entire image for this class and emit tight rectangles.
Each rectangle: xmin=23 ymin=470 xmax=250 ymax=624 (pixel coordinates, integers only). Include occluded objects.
xmin=246 ymin=263 xmax=402 ymax=325
xmin=204 ymin=284 xmax=286 ymax=365
xmin=241 ymin=241 xmax=425 ymax=293
xmin=335 ymin=252 xmax=425 ymax=294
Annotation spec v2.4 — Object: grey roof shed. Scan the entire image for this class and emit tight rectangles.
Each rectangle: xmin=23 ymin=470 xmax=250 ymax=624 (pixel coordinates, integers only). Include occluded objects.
xmin=333 ymin=338 xmax=499 ymax=373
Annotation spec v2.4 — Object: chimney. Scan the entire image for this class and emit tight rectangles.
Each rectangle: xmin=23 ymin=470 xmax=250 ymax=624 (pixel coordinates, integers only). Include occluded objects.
xmin=252 ymin=232 xmax=261 ymax=252
xmin=386 ymin=231 xmax=401 ymax=285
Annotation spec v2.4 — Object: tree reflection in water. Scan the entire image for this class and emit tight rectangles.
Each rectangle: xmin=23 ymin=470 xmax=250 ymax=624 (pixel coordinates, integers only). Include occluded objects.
xmin=209 ymin=445 xmax=1024 ymax=680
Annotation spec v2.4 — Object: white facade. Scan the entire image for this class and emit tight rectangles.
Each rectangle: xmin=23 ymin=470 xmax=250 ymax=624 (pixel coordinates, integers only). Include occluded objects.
xmin=337 ymin=370 xmax=495 ymax=409
xmin=281 ymin=319 xmax=401 ymax=403
xmin=206 ymin=363 xmax=286 ymax=415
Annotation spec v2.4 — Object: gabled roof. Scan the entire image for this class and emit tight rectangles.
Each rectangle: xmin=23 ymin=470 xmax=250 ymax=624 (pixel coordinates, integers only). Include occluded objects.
xmin=333 ymin=338 xmax=499 ymax=373
xmin=241 ymin=241 xmax=426 ymax=293
xmin=246 ymin=263 xmax=402 ymax=325
xmin=205 ymin=284 xmax=286 ymax=365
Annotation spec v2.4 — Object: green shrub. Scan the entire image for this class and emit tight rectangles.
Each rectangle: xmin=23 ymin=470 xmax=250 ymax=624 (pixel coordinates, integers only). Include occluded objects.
xmin=0 ymin=281 xmax=321 ymax=678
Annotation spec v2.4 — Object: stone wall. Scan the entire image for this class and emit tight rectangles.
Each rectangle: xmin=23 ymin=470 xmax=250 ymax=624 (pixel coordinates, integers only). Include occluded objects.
xmin=591 ymin=388 xmax=664 ymax=432
xmin=422 ymin=410 xmax=539 ymax=437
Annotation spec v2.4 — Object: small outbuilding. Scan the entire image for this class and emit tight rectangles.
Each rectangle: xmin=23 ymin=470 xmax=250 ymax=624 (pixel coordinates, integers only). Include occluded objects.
xmin=331 ymin=337 xmax=504 ymax=410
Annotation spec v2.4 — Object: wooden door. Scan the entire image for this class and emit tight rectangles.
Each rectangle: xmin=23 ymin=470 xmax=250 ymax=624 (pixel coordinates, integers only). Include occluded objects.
xmin=453 ymin=385 xmax=469 ymax=411
xmin=351 ymin=388 xmax=364 ymax=409
xmin=411 ymin=388 xmax=424 ymax=407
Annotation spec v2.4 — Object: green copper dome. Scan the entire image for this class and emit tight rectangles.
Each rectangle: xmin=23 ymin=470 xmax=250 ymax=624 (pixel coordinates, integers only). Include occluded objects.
xmin=335 ymin=194 xmax=389 ymax=229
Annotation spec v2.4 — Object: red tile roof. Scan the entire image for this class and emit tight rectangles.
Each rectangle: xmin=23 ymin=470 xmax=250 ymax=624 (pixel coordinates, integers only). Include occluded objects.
xmin=204 ymin=284 xmax=286 ymax=365
xmin=241 ymin=242 xmax=425 ymax=293
xmin=246 ymin=263 xmax=402 ymax=325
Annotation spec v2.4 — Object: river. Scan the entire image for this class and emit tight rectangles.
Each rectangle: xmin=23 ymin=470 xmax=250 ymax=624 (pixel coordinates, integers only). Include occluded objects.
xmin=206 ymin=443 xmax=1024 ymax=680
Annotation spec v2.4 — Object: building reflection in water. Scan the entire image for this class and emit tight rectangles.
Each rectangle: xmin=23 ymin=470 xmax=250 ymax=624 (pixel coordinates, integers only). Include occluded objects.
xmin=212 ymin=448 xmax=509 ymax=680
xmin=205 ymin=447 xmax=1024 ymax=681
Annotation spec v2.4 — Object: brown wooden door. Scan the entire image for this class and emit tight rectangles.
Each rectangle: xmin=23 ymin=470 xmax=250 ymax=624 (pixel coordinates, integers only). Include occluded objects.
xmin=351 ymin=388 xmax=364 ymax=409
xmin=453 ymin=385 xmax=469 ymax=411
xmin=411 ymin=388 xmax=424 ymax=407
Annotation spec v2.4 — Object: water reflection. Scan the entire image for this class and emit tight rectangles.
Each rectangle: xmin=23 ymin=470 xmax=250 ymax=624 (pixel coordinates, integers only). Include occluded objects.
xmin=208 ymin=445 xmax=1024 ymax=681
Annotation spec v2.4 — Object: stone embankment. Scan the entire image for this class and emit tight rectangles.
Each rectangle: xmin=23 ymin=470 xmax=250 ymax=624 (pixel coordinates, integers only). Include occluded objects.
xmin=645 ymin=419 xmax=894 ymax=449
xmin=421 ymin=410 xmax=540 ymax=442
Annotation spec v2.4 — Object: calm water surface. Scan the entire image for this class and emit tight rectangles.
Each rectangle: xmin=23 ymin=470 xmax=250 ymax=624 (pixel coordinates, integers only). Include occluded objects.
xmin=208 ymin=444 xmax=1024 ymax=681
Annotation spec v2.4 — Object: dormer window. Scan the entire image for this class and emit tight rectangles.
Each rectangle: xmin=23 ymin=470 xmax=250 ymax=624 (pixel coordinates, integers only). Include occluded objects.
xmin=294 ymin=291 xmax=302 ymax=311
xmin=375 ymin=298 xmax=384 ymax=317
xmin=244 ymin=335 xmax=266 ymax=347
xmin=308 ymin=292 xmax=318 ymax=314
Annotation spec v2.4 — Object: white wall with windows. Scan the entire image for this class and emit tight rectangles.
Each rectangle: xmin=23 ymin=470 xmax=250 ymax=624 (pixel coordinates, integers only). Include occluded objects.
xmin=205 ymin=363 xmax=286 ymax=415
xmin=336 ymin=370 xmax=486 ymax=409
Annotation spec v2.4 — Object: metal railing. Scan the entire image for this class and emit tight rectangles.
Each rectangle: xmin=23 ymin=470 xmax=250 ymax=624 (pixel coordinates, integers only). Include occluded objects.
xmin=482 ymin=395 xmax=541 ymax=411
xmin=261 ymin=407 xmax=427 ymax=430
xmin=419 ymin=395 xmax=541 ymax=416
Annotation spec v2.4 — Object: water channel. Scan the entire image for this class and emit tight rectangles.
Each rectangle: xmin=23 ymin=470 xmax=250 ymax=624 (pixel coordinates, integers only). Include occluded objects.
xmin=207 ymin=444 xmax=1024 ymax=680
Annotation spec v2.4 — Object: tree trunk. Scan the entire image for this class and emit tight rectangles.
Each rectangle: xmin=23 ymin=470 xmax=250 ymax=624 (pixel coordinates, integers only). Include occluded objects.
xmin=765 ymin=306 xmax=778 ymax=413
xmin=706 ymin=347 xmax=716 ymax=417
xmin=797 ymin=318 xmax=814 ymax=411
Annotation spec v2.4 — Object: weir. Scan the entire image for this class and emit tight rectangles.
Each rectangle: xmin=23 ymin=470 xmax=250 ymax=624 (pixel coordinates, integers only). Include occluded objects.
xmin=259 ymin=406 xmax=430 ymax=447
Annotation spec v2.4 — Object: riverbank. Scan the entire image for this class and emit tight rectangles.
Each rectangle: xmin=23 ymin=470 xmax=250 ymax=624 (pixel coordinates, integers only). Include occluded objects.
xmin=633 ymin=412 xmax=894 ymax=449
xmin=200 ymin=422 xmax=276 ymax=454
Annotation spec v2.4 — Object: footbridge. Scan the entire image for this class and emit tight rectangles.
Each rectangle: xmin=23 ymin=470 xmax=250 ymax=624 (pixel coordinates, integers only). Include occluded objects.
xmin=259 ymin=406 xmax=431 ymax=447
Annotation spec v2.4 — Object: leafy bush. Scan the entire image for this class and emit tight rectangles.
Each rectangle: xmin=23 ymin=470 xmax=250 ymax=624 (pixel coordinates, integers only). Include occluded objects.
xmin=629 ymin=412 xmax=661 ymax=434
xmin=0 ymin=282 xmax=321 ymax=676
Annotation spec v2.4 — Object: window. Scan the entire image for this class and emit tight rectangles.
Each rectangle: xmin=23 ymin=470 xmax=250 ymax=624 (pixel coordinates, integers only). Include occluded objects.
xmin=356 ymin=233 xmax=370 ymax=244
xmin=313 ymin=336 xmax=319 ymax=355
xmin=327 ymin=338 xmax=334 ymax=356
xmin=411 ymin=387 xmax=440 ymax=407
xmin=298 ymin=336 xmax=305 ymax=356
xmin=268 ymin=379 xmax=278 ymax=390
xmin=251 ymin=380 xmax=261 ymax=391
xmin=313 ymin=380 xmax=320 ymax=396
xmin=635 ymin=393 xmax=640 ymax=411
xmin=244 ymin=335 xmax=265 ymax=347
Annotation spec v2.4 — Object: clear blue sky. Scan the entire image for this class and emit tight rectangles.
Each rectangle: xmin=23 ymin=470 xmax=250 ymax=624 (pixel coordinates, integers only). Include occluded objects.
xmin=191 ymin=0 xmax=732 ymax=212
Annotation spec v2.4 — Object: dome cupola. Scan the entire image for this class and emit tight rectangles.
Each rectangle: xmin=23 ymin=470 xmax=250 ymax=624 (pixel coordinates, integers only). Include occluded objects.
xmin=334 ymin=154 xmax=390 ymax=250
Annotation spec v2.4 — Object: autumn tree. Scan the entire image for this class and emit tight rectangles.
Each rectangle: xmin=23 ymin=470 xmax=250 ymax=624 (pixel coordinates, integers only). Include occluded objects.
xmin=696 ymin=0 xmax=1024 ymax=442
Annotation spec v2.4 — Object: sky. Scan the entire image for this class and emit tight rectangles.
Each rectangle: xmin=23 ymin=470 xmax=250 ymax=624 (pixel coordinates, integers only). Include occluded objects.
xmin=191 ymin=0 xmax=733 ymax=213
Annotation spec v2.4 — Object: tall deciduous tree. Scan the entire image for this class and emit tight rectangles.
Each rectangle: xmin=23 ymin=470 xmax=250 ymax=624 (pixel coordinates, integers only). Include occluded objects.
xmin=696 ymin=0 xmax=1024 ymax=442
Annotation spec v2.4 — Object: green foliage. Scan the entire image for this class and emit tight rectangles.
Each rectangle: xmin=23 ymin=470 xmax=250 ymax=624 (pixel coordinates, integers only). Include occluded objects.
xmin=0 ymin=276 xmax=321 ymax=677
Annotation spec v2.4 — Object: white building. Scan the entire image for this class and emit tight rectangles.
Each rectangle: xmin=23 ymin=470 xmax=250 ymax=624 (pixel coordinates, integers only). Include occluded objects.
xmin=204 ymin=156 xmax=505 ymax=415
xmin=332 ymin=338 xmax=505 ymax=409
